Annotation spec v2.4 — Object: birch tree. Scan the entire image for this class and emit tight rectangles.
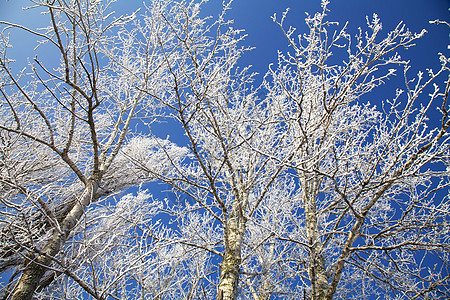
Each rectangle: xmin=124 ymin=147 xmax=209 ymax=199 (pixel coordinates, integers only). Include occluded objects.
xmin=261 ymin=3 xmax=450 ymax=299
xmin=124 ymin=3 xmax=290 ymax=298
xmin=0 ymin=0 xmax=186 ymax=298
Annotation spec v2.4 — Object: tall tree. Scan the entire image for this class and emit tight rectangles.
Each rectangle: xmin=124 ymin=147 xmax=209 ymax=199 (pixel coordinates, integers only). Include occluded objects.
xmin=0 ymin=0 xmax=185 ymax=298
xmin=262 ymin=5 xmax=450 ymax=299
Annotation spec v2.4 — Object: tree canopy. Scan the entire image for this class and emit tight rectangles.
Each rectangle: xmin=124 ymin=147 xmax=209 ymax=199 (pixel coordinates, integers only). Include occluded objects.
xmin=0 ymin=0 xmax=449 ymax=299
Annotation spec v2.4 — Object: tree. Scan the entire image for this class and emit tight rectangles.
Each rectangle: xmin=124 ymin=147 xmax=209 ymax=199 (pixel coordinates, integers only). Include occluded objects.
xmin=262 ymin=7 xmax=450 ymax=299
xmin=0 ymin=0 xmax=184 ymax=298
xmin=1 ymin=0 xmax=449 ymax=299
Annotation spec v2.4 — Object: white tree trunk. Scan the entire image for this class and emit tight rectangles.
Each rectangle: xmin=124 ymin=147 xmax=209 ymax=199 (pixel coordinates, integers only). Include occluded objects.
xmin=11 ymin=180 xmax=98 ymax=300
xmin=218 ymin=201 xmax=246 ymax=300
xmin=301 ymin=175 xmax=328 ymax=300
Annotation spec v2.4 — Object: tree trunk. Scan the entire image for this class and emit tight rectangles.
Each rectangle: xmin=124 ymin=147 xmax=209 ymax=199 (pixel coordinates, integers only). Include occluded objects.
xmin=301 ymin=176 xmax=328 ymax=300
xmin=218 ymin=248 xmax=241 ymax=300
xmin=11 ymin=180 xmax=98 ymax=300
xmin=218 ymin=202 xmax=246 ymax=300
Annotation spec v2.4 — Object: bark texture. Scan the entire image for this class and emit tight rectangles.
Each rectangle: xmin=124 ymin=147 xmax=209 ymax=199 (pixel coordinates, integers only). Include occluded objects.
xmin=11 ymin=180 xmax=98 ymax=300
xmin=301 ymin=176 xmax=329 ymax=300
xmin=218 ymin=199 xmax=246 ymax=300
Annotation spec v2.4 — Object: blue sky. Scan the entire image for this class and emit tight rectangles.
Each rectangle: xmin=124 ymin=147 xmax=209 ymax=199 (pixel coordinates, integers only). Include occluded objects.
xmin=2 ymin=0 xmax=447 ymax=129
xmin=220 ymin=0 xmax=449 ymax=79
xmin=4 ymin=0 xmax=447 ymax=117
xmin=1 ymin=0 xmax=448 ymax=78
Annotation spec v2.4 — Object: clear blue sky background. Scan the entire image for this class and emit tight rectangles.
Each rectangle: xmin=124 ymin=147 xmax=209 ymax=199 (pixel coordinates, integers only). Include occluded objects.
xmin=2 ymin=0 xmax=448 ymax=134
xmin=1 ymin=0 xmax=449 ymax=78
